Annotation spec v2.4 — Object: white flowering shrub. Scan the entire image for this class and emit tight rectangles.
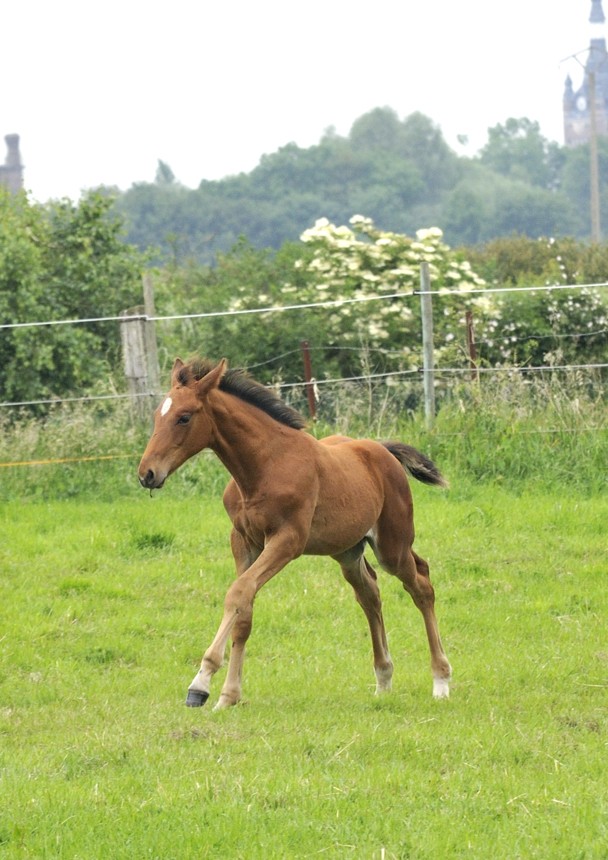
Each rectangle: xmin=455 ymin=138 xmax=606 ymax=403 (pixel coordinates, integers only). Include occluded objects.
xmin=289 ymin=216 xmax=491 ymax=369
xmin=465 ymin=234 xmax=608 ymax=369
xmin=482 ymin=286 xmax=608 ymax=367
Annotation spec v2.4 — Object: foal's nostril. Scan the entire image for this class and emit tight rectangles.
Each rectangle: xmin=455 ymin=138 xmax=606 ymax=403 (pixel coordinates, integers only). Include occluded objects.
xmin=139 ymin=469 xmax=155 ymax=488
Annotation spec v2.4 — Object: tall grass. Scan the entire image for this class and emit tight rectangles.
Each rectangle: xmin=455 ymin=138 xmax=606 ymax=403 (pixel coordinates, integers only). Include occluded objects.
xmin=1 ymin=370 xmax=606 ymax=501
xmin=313 ymin=370 xmax=608 ymax=495
xmin=0 ymin=401 xmax=227 ymax=502
xmin=422 ymin=370 xmax=608 ymax=493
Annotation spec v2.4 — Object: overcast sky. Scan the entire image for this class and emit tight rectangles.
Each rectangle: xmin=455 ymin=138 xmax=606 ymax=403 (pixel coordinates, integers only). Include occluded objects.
xmin=1 ymin=1 xmax=598 ymax=202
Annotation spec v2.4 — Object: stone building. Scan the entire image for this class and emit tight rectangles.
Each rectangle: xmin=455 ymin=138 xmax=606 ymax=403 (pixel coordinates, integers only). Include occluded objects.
xmin=563 ymin=0 xmax=608 ymax=146
xmin=0 ymin=134 xmax=24 ymax=193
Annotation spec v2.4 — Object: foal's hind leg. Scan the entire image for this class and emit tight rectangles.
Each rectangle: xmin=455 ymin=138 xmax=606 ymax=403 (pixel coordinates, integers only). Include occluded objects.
xmin=335 ymin=547 xmax=393 ymax=694
xmin=408 ymin=550 xmax=452 ymax=698
xmin=373 ymin=524 xmax=451 ymax=699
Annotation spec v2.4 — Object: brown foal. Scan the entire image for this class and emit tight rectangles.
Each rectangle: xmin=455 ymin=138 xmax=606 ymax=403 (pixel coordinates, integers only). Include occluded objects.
xmin=138 ymin=357 xmax=452 ymax=709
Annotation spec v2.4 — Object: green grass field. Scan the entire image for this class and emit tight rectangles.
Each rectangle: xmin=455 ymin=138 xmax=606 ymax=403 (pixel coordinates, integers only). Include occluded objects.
xmin=1 ymin=470 xmax=606 ymax=859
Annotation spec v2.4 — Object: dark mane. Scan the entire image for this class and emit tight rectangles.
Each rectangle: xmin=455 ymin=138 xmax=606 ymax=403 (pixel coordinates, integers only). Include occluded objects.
xmin=178 ymin=358 xmax=307 ymax=430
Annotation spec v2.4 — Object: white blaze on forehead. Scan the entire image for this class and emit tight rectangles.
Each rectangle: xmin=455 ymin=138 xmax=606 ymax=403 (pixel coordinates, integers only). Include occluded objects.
xmin=160 ymin=396 xmax=173 ymax=416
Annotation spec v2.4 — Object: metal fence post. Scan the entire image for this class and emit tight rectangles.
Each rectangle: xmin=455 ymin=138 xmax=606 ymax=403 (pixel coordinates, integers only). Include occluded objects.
xmin=142 ymin=272 xmax=161 ymax=398
xmin=419 ymin=262 xmax=435 ymax=428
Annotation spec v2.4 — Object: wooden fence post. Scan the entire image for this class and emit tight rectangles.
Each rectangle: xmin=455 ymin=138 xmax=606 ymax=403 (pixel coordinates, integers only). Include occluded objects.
xmin=300 ymin=340 xmax=317 ymax=421
xmin=120 ymin=275 xmax=162 ymax=419
xmin=466 ymin=310 xmax=480 ymax=383
xmin=120 ymin=307 xmax=149 ymax=419
xmin=419 ymin=262 xmax=435 ymax=428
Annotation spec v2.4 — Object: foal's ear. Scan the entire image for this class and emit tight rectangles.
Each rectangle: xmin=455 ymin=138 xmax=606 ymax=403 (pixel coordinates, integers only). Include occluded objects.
xmin=171 ymin=358 xmax=185 ymax=385
xmin=195 ymin=358 xmax=228 ymax=397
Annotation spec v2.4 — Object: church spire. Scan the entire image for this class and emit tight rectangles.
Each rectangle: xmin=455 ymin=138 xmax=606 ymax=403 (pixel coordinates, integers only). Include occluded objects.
xmin=563 ymin=1 xmax=608 ymax=146
xmin=589 ymin=0 xmax=606 ymax=46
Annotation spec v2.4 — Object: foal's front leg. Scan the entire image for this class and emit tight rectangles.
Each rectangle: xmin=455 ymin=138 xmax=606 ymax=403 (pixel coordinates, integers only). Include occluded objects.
xmin=213 ymin=530 xmax=260 ymax=710
xmin=185 ymin=573 xmax=256 ymax=708
xmin=186 ymin=530 xmax=302 ymax=709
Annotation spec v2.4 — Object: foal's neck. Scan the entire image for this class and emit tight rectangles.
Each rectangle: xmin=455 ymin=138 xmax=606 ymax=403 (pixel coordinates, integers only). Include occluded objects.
xmin=208 ymin=390 xmax=299 ymax=496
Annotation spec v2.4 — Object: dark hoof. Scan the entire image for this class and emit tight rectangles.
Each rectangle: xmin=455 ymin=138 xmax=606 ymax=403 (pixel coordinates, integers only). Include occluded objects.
xmin=185 ymin=689 xmax=209 ymax=708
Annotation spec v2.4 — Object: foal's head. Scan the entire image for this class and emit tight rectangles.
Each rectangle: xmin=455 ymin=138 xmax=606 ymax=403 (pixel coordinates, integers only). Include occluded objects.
xmin=138 ymin=357 xmax=227 ymax=490
xmin=138 ymin=356 xmax=306 ymax=490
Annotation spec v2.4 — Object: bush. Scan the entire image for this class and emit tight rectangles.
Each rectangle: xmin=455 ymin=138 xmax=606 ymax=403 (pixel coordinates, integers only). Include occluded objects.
xmin=0 ymin=190 xmax=146 ymax=409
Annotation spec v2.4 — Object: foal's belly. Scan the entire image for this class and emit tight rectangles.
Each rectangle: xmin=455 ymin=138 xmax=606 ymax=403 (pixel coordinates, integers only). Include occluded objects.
xmin=303 ymin=499 xmax=379 ymax=556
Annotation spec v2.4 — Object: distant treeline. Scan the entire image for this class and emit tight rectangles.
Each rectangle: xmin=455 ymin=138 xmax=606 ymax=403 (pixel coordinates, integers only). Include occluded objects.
xmin=110 ymin=108 xmax=608 ymax=264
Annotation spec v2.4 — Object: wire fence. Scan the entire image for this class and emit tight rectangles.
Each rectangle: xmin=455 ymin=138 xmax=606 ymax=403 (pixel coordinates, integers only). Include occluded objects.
xmin=1 ymin=277 xmax=608 ymax=410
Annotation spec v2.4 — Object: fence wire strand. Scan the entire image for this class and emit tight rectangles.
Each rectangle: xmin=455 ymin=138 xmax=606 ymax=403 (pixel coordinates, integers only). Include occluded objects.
xmin=2 ymin=361 xmax=607 ymax=409
xmin=2 ymin=278 xmax=608 ymax=332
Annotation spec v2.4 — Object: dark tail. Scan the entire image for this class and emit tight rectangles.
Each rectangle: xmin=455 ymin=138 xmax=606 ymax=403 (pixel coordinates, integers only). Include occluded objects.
xmin=382 ymin=442 xmax=449 ymax=488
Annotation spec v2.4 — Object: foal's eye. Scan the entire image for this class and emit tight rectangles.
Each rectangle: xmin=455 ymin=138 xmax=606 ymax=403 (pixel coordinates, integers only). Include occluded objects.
xmin=176 ymin=413 xmax=191 ymax=426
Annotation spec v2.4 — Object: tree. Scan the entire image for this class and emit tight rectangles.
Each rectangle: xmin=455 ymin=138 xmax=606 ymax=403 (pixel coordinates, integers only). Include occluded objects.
xmin=116 ymin=110 xmax=465 ymax=263
xmin=559 ymin=137 xmax=608 ymax=239
xmin=490 ymin=180 xmax=579 ymax=239
xmin=0 ymin=189 xmax=146 ymax=408
xmin=349 ymin=107 xmax=405 ymax=154
xmin=113 ymin=108 xmax=605 ymax=263
xmin=400 ymin=112 xmax=461 ymax=195
xmin=148 ymin=218 xmax=495 ymax=422
xmin=444 ymin=162 xmax=580 ymax=246
xmin=152 ymin=238 xmax=317 ymax=385
xmin=443 ymin=159 xmax=501 ymax=245
xmin=0 ymin=190 xmax=47 ymax=404
xmin=479 ymin=118 xmax=562 ymax=189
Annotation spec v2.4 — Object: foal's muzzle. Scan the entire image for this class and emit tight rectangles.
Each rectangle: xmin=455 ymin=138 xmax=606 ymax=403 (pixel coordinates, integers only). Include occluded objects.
xmin=139 ymin=468 xmax=165 ymax=490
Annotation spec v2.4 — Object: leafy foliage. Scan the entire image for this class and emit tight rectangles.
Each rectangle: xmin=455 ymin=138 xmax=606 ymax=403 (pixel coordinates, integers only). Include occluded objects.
xmin=149 ymin=218 xmax=491 ymax=416
xmin=0 ymin=190 xmax=146 ymax=407
xmin=3 ymin=104 xmax=608 ymax=417
xmin=115 ymin=110 xmax=464 ymax=263
xmin=148 ymin=223 xmax=608 ymax=415
xmin=466 ymin=236 xmax=608 ymax=367
xmin=479 ymin=117 xmax=563 ymax=188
